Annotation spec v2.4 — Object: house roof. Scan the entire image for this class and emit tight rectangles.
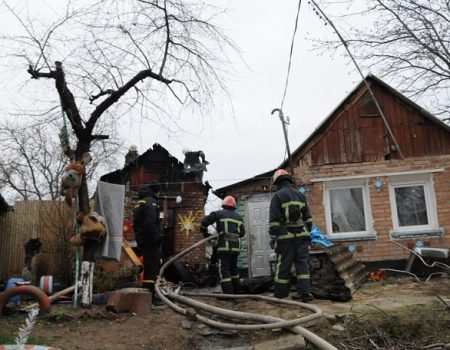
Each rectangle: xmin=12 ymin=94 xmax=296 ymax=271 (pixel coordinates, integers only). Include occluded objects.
xmin=100 ymin=143 xmax=184 ymax=183
xmin=212 ymin=169 xmax=274 ymax=199
xmin=100 ymin=143 xmax=210 ymax=192
xmin=284 ymin=74 xmax=450 ymax=165
xmin=216 ymin=75 xmax=450 ymax=195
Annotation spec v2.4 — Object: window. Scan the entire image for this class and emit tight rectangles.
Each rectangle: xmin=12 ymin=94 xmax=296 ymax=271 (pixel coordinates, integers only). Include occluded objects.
xmin=325 ymin=179 xmax=374 ymax=240
xmin=388 ymin=174 xmax=440 ymax=237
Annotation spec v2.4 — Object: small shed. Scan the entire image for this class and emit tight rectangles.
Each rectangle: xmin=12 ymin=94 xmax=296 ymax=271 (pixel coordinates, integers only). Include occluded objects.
xmin=215 ymin=75 xmax=450 ymax=277
xmin=100 ymin=143 xmax=210 ymax=264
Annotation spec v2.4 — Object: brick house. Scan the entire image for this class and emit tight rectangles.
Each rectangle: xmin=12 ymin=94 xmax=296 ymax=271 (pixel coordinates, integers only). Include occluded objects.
xmin=100 ymin=143 xmax=210 ymax=264
xmin=215 ymin=75 xmax=450 ymax=277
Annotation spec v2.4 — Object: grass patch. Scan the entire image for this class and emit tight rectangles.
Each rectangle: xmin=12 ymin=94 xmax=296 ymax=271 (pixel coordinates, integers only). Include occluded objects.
xmin=0 ymin=329 xmax=53 ymax=346
xmin=0 ymin=331 xmax=15 ymax=344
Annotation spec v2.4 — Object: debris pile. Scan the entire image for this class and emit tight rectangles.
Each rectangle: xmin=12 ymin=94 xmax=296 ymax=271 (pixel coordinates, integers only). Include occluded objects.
xmin=310 ymin=245 xmax=368 ymax=301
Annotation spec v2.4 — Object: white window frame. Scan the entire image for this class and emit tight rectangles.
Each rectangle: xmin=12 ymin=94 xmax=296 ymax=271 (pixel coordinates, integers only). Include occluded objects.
xmin=388 ymin=174 xmax=440 ymax=237
xmin=324 ymin=178 xmax=375 ymax=240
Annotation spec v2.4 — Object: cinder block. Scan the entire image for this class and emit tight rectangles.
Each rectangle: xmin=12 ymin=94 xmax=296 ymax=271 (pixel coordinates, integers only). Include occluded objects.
xmin=106 ymin=288 xmax=151 ymax=316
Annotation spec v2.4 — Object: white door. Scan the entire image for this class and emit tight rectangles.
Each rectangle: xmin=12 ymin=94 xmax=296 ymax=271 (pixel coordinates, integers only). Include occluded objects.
xmin=247 ymin=195 xmax=272 ymax=277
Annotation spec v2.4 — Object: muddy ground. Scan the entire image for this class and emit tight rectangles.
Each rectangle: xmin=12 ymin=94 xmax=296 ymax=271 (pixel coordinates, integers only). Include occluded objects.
xmin=1 ymin=277 xmax=449 ymax=350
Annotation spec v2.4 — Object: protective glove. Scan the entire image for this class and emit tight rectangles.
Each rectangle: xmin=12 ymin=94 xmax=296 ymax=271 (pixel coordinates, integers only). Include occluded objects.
xmin=269 ymin=235 xmax=277 ymax=250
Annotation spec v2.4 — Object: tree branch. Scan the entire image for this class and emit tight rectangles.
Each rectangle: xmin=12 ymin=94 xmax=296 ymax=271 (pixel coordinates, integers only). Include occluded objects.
xmin=89 ymin=89 xmax=115 ymax=103
xmin=86 ymin=69 xmax=173 ymax=132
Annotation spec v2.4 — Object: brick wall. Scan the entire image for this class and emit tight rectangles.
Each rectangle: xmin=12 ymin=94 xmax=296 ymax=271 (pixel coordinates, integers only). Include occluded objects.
xmin=297 ymin=155 xmax=450 ymax=262
xmin=222 ymin=155 xmax=450 ymax=263
xmin=173 ymin=192 xmax=207 ymax=264
xmin=124 ymin=188 xmax=207 ymax=264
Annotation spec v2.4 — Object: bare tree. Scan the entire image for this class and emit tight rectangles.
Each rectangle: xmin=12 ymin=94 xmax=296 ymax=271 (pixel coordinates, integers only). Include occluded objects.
xmin=314 ymin=0 xmax=450 ymax=118
xmin=0 ymin=122 xmax=65 ymax=200
xmin=1 ymin=0 xmax=237 ymax=212
xmin=0 ymin=120 xmax=122 ymax=201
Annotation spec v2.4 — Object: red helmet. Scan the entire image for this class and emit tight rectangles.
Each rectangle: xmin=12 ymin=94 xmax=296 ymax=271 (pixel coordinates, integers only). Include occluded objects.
xmin=272 ymin=169 xmax=291 ymax=185
xmin=222 ymin=195 xmax=237 ymax=208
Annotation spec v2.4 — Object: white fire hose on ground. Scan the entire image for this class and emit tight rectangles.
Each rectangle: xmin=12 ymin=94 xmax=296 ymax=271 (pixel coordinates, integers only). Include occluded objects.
xmin=155 ymin=235 xmax=338 ymax=350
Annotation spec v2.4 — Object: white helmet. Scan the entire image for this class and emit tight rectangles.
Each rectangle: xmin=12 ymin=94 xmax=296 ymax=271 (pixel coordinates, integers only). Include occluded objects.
xmin=182 ymin=148 xmax=191 ymax=155
xmin=272 ymin=169 xmax=291 ymax=185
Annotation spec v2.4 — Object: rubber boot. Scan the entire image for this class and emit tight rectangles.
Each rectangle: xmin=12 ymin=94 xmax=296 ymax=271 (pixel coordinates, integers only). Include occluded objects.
xmin=291 ymin=293 xmax=314 ymax=302
xmin=221 ymin=281 xmax=234 ymax=295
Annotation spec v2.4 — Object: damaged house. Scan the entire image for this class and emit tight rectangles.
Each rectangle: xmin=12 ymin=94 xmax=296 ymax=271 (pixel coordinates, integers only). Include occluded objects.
xmin=215 ymin=75 xmax=450 ymax=280
xmin=100 ymin=143 xmax=210 ymax=265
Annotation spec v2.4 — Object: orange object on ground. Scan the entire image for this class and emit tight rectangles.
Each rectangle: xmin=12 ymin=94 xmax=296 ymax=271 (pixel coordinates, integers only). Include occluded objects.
xmin=370 ymin=269 xmax=386 ymax=282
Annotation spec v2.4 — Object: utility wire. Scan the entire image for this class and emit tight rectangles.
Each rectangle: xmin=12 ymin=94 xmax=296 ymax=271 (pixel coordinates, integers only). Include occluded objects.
xmin=280 ymin=0 xmax=303 ymax=110
xmin=309 ymin=0 xmax=405 ymax=159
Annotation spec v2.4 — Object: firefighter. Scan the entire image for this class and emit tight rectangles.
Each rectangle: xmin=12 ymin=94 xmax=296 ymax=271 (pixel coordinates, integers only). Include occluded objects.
xmin=182 ymin=148 xmax=209 ymax=182
xmin=201 ymin=195 xmax=245 ymax=294
xmin=269 ymin=169 xmax=314 ymax=302
xmin=132 ymin=180 xmax=164 ymax=306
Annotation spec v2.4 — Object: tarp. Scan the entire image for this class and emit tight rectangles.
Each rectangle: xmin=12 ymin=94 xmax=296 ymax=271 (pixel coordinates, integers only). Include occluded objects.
xmin=311 ymin=225 xmax=333 ymax=248
xmin=95 ymin=181 xmax=125 ymax=261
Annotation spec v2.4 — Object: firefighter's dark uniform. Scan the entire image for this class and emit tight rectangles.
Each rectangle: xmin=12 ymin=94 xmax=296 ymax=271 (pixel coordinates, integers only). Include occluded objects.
xmin=132 ymin=184 xmax=161 ymax=294
xmin=201 ymin=208 xmax=245 ymax=294
xmin=269 ymin=179 xmax=313 ymax=299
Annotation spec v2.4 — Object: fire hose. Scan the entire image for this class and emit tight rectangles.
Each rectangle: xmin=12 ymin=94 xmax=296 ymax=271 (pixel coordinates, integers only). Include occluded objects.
xmin=155 ymin=235 xmax=338 ymax=350
xmin=0 ymin=285 xmax=51 ymax=315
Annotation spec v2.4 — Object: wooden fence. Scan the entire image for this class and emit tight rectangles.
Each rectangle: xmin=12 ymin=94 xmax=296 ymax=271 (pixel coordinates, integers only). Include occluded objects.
xmin=0 ymin=201 xmax=75 ymax=284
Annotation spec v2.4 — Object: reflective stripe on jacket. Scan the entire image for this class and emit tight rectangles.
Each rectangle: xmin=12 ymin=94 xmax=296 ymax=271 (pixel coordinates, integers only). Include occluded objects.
xmin=201 ymin=208 xmax=245 ymax=253
xmin=269 ymin=183 xmax=313 ymax=240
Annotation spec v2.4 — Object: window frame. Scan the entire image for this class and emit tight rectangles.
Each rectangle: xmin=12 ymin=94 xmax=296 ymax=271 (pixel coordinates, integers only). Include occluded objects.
xmin=388 ymin=174 xmax=440 ymax=236
xmin=324 ymin=178 xmax=375 ymax=240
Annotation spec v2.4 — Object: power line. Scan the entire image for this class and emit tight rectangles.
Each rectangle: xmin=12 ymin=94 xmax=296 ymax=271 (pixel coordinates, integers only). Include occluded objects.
xmin=280 ymin=0 xmax=303 ymax=110
xmin=308 ymin=0 xmax=405 ymax=159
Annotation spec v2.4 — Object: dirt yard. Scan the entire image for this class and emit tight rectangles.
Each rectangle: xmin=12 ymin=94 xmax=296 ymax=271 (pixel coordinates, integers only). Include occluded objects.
xmin=1 ymin=277 xmax=449 ymax=350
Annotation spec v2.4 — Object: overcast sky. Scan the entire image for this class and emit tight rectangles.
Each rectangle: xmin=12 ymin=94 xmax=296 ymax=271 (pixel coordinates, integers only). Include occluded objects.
xmin=0 ymin=0 xmax=364 ymax=209
xmin=119 ymin=0 xmax=362 ymax=209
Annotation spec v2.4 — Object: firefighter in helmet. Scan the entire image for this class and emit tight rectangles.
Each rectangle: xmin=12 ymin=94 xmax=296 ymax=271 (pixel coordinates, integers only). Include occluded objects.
xmin=132 ymin=180 xmax=164 ymax=306
xmin=201 ymin=195 xmax=245 ymax=294
xmin=269 ymin=169 xmax=314 ymax=302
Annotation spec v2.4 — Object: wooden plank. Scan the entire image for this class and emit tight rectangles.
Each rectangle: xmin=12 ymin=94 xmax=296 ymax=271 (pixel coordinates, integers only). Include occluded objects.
xmin=327 ymin=129 xmax=341 ymax=164
xmin=322 ymin=133 xmax=329 ymax=164
xmin=338 ymin=111 xmax=348 ymax=163
xmin=361 ymin=126 xmax=378 ymax=162
xmin=345 ymin=105 xmax=360 ymax=162
xmin=0 ymin=201 xmax=74 ymax=282
xmin=122 ymin=240 xmax=143 ymax=269
xmin=343 ymin=129 xmax=356 ymax=162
